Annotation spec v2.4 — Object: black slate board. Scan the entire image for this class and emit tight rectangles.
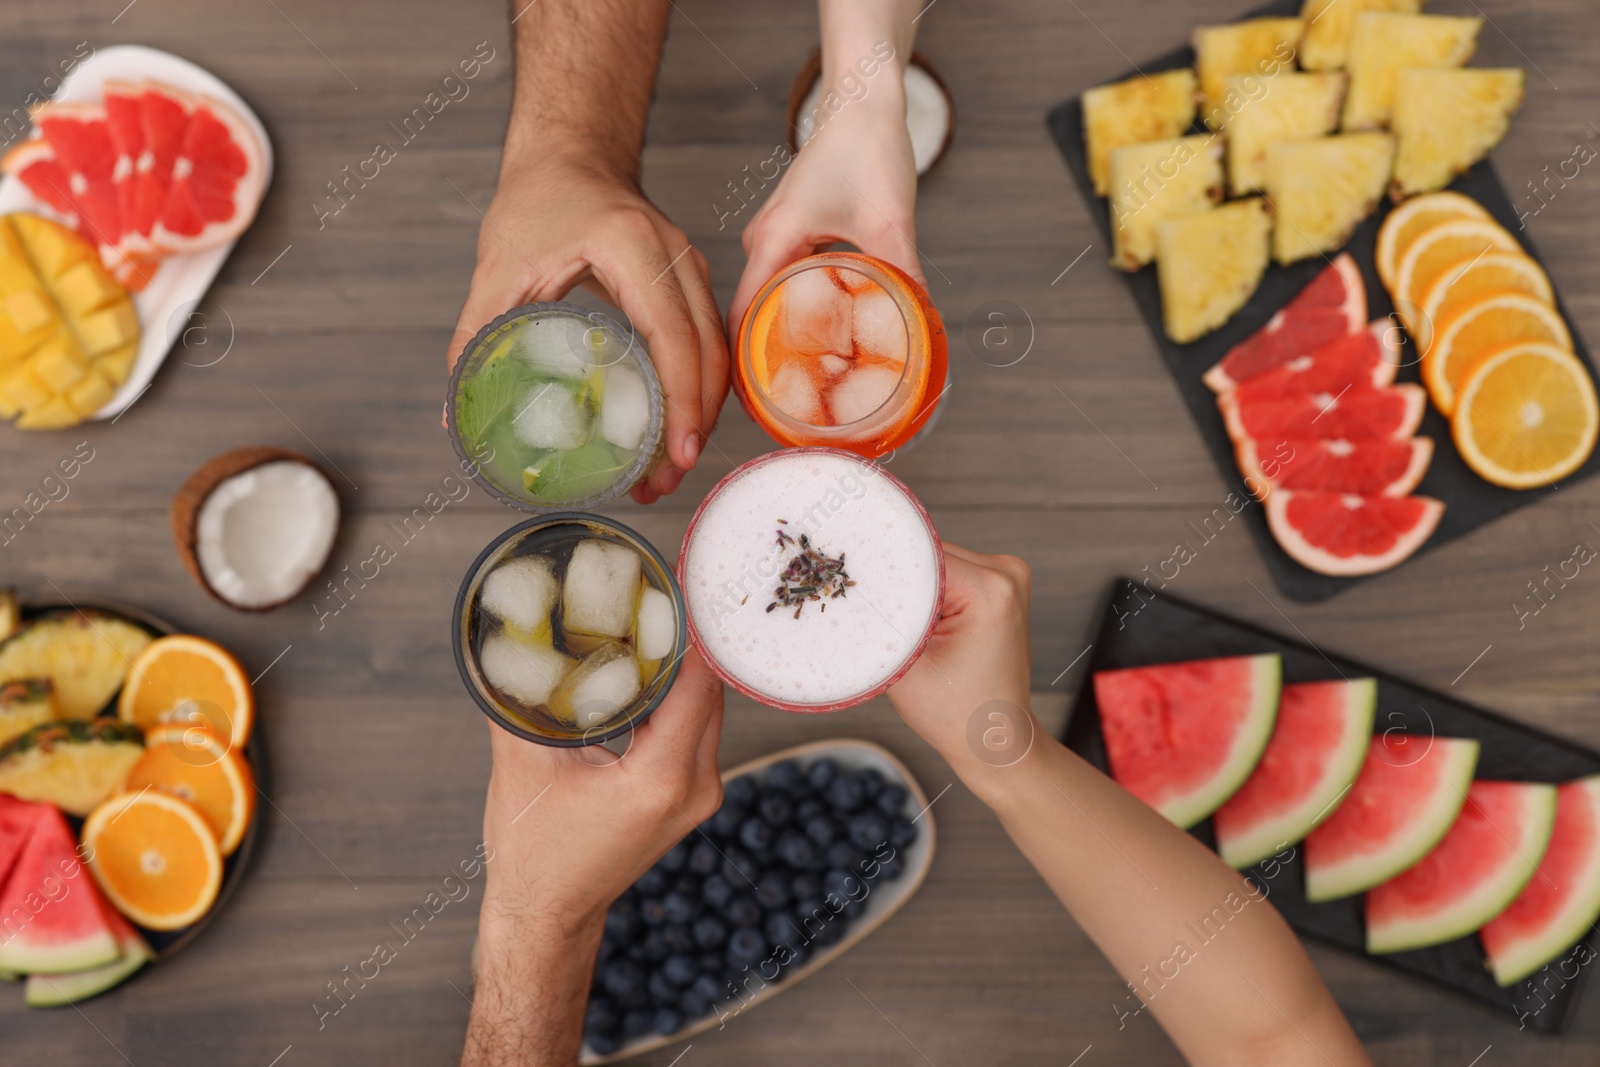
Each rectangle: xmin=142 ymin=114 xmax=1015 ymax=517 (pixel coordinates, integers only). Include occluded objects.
xmin=1063 ymin=578 xmax=1600 ymax=1032
xmin=1045 ymin=0 xmax=1600 ymax=602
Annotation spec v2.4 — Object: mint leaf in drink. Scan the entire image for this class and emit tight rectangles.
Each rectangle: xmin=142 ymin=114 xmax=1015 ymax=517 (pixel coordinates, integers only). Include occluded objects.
xmin=521 ymin=440 xmax=631 ymax=501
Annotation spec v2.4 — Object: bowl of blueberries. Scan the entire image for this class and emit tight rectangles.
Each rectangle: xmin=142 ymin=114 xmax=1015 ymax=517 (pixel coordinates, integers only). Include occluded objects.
xmin=580 ymin=739 xmax=937 ymax=1063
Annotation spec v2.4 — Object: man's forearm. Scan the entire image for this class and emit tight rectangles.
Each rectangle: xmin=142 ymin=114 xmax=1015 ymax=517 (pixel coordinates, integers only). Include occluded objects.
xmin=460 ymin=905 xmax=605 ymax=1067
xmin=503 ymin=0 xmax=670 ymax=178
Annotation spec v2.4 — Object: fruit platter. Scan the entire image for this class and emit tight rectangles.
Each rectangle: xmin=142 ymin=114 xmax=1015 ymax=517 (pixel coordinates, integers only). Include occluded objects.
xmin=0 ymin=44 xmax=271 ymax=428
xmin=1064 ymin=578 xmax=1600 ymax=1031
xmin=0 ymin=595 xmax=260 ymax=1006
xmin=580 ymin=739 xmax=935 ymax=1063
xmin=1047 ymin=0 xmax=1599 ymax=600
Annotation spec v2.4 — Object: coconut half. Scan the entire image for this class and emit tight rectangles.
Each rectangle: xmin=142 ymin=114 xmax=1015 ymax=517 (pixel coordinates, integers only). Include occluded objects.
xmin=787 ymin=50 xmax=955 ymax=175
xmin=172 ymin=446 xmax=340 ymax=611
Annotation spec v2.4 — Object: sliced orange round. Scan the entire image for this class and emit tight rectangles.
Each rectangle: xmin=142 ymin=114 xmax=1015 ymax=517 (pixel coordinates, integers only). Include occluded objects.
xmin=1415 ymin=251 xmax=1554 ymax=356
xmin=118 ymin=635 xmax=254 ymax=749
xmin=1423 ymin=293 xmax=1574 ymax=416
xmin=1453 ymin=341 xmax=1599 ymax=489
xmin=124 ymin=724 xmax=256 ymax=857
xmin=1392 ymin=218 xmax=1521 ymax=336
xmin=1376 ymin=191 xmax=1492 ymax=291
xmin=83 ymin=790 xmax=223 ymax=931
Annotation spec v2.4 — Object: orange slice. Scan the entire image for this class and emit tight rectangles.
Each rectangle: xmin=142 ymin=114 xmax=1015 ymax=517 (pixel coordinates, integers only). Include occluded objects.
xmin=1453 ymin=341 xmax=1599 ymax=489
xmin=1423 ymin=293 xmax=1573 ymax=416
xmin=1375 ymin=191 xmax=1492 ymax=292
xmin=118 ymin=635 xmax=254 ymax=749
xmin=123 ymin=724 xmax=256 ymax=857
xmin=1415 ymin=251 xmax=1553 ymax=355
xmin=1392 ymin=218 xmax=1520 ymax=336
xmin=82 ymin=790 xmax=222 ymax=931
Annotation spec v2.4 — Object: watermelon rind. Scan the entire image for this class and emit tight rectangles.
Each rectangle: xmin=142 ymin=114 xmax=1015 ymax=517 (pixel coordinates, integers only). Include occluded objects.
xmin=24 ymin=926 xmax=151 ymax=1007
xmin=1305 ymin=736 xmax=1480 ymax=902
xmin=1218 ymin=678 xmax=1377 ymax=870
xmin=1368 ymin=783 xmax=1557 ymax=955
xmin=0 ymin=808 xmax=120 ymax=974
xmin=1484 ymin=777 xmax=1600 ymax=986
xmin=1164 ymin=653 xmax=1282 ymax=829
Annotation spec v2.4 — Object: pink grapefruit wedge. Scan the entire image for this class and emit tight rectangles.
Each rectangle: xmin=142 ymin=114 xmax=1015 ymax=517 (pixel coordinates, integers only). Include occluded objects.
xmin=1265 ymin=490 xmax=1444 ymax=577
xmin=1219 ymin=383 xmax=1426 ymax=443
xmin=1227 ymin=323 xmax=1400 ymax=403
xmin=1238 ymin=437 xmax=1433 ymax=498
xmin=1203 ymin=254 xmax=1365 ymax=392
xmin=29 ymin=103 xmax=124 ymax=251
xmin=152 ymin=93 xmax=266 ymax=254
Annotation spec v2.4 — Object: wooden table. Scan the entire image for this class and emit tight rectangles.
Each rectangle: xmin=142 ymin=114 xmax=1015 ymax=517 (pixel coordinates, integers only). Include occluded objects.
xmin=3 ymin=1 xmax=1598 ymax=1063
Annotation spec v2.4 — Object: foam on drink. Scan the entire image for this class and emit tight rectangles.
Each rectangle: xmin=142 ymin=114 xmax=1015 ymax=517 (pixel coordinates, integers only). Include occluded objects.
xmin=682 ymin=450 xmax=941 ymax=708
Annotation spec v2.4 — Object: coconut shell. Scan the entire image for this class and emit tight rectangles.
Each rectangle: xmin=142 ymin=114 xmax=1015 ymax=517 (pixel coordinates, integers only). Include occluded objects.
xmin=784 ymin=49 xmax=955 ymax=175
xmin=171 ymin=446 xmax=339 ymax=612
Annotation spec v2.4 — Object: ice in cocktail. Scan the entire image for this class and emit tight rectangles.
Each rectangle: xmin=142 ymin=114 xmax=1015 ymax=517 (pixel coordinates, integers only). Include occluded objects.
xmin=679 ymin=449 xmax=943 ymax=711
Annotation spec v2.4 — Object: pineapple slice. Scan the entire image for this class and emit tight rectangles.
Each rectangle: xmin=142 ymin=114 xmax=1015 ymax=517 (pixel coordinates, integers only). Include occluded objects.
xmin=1392 ymin=68 xmax=1524 ymax=198
xmin=0 ymin=680 xmax=56 ymax=747
xmin=0 ymin=719 xmax=144 ymax=817
xmin=1108 ymin=135 xmax=1223 ymax=271
xmin=1226 ymin=71 xmax=1346 ymax=196
xmin=1082 ymin=69 xmax=1198 ymax=196
xmin=1298 ymin=0 xmax=1424 ymax=72
xmin=1192 ymin=18 xmax=1304 ymax=130
xmin=1157 ymin=199 xmax=1272 ymax=344
xmin=1267 ymin=133 xmax=1395 ymax=263
xmin=1342 ymin=13 xmax=1480 ymax=130
xmin=0 ymin=611 xmax=154 ymax=720
xmin=0 ymin=590 xmax=17 ymax=640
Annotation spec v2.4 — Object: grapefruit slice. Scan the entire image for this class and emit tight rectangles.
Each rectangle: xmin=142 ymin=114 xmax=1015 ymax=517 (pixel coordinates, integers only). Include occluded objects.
xmin=127 ymin=82 xmax=193 ymax=252
xmin=1 ymin=141 xmax=77 ymax=217
xmin=152 ymin=94 xmax=266 ymax=254
xmin=1093 ymin=653 xmax=1281 ymax=829
xmin=24 ymin=892 xmax=152 ymax=1006
xmin=1227 ymin=322 xmax=1400 ymax=403
xmin=1220 ymin=382 xmax=1426 ymax=443
xmin=1265 ymin=490 xmax=1444 ymax=577
xmin=1367 ymin=780 xmax=1556 ymax=954
xmin=1481 ymin=777 xmax=1600 ymax=986
xmin=1213 ymin=678 xmax=1377 ymax=869
xmin=1304 ymin=733 xmax=1479 ymax=902
xmin=0 ymin=805 xmax=120 ymax=974
xmin=29 ymin=103 xmax=124 ymax=251
xmin=1202 ymin=254 xmax=1365 ymax=392
xmin=1238 ymin=437 xmax=1433 ymax=498
xmin=102 ymin=81 xmax=146 ymax=253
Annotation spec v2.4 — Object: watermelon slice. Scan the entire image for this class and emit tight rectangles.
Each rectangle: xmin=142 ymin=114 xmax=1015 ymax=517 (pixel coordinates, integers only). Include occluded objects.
xmin=0 ymin=794 xmax=42 ymax=887
xmin=1203 ymin=254 xmax=1365 ymax=392
xmin=1213 ymin=679 xmax=1377 ymax=869
xmin=1303 ymin=734 xmax=1479 ymax=902
xmin=1226 ymin=323 xmax=1400 ymax=404
xmin=1238 ymin=437 xmax=1434 ymax=498
xmin=1219 ymin=383 xmax=1426 ymax=444
xmin=152 ymin=93 xmax=266 ymax=254
xmin=1094 ymin=654 xmax=1281 ymax=829
xmin=1481 ymin=776 xmax=1600 ymax=986
xmin=1265 ymin=490 xmax=1445 ymax=577
xmin=1367 ymin=780 xmax=1556 ymax=954
xmin=0 ymin=805 xmax=119 ymax=974
xmin=25 ymin=893 xmax=151 ymax=1007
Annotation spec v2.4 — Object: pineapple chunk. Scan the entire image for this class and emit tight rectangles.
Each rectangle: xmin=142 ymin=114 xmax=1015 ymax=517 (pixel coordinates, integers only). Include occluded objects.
xmin=0 ymin=719 xmax=144 ymax=817
xmin=1226 ymin=71 xmax=1346 ymax=195
xmin=1082 ymin=69 xmax=1198 ymax=197
xmin=1267 ymin=133 xmax=1395 ymax=263
xmin=0 ymin=611 xmax=153 ymax=720
xmin=1192 ymin=18 xmax=1303 ymax=130
xmin=1392 ymin=68 xmax=1524 ymax=198
xmin=1108 ymin=135 xmax=1223 ymax=271
xmin=0 ymin=591 xmax=17 ymax=641
xmin=1299 ymin=0 xmax=1424 ymax=72
xmin=0 ymin=680 xmax=56 ymax=747
xmin=1157 ymin=199 xmax=1272 ymax=344
xmin=1342 ymin=13 xmax=1480 ymax=130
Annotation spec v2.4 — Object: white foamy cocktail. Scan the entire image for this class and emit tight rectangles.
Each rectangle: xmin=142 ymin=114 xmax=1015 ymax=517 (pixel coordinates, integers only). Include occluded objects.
xmin=680 ymin=449 xmax=942 ymax=710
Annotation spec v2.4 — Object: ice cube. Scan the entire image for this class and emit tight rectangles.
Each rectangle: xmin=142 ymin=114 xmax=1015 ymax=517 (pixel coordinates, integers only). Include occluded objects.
xmin=778 ymin=267 xmax=852 ymax=356
xmin=563 ymin=539 xmax=642 ymax=638
xmin=549 ymin=642 xmax=643 ymax=728
xmin=479 ymin=555 xmax=559 ymax=635
xmin=634 ymin=584 xmax=676 ymax=662
xmin=852 ymin=286 xmax=908 ymax=366
xmin=511 ymin=313 xmax=598 ymax=381
xmin=830 ymin=266 xmax=875 ymax=294
xmin=817 ymin=354 xmax=853 ymax=381
xmin=767 ymin=362 xmax=827 ymax=424
xmin=512 ymin=381 xmax=592 ymax=451
xmin=600 ymin=364 xmax=650 ymax=452
xmin=479 ymin=632 xmax=575 ymax=709
xmin=829 ymin=365 xmax=901 ymax=425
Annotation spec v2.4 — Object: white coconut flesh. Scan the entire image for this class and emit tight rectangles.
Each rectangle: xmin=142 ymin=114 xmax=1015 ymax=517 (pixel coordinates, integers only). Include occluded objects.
xmin=195 ymin=461 xmax=339 ymax=608
xmin=796 ymin=62 xmax=951 ymax=175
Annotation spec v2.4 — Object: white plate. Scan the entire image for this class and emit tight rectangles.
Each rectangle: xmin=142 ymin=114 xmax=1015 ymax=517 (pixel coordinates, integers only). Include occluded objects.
xmin=0 ymin=44 xmax=274 ymax=422
xmin=582 ymin=738 xmax=937 ymax=1065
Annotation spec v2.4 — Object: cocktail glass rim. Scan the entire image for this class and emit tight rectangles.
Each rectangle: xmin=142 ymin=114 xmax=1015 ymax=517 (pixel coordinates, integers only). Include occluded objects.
xmin=677 ymin=447 xmax=946 ymax=713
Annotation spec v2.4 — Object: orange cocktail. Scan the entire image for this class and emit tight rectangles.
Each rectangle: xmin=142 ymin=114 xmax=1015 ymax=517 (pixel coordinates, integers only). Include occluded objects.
xmin=735 ymin=252 xmax=948 ymax=457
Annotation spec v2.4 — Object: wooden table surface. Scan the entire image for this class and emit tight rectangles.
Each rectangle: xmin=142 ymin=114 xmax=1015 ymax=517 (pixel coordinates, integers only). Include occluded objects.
xmin=4 ymin=0 xmax=1599 ymax=1063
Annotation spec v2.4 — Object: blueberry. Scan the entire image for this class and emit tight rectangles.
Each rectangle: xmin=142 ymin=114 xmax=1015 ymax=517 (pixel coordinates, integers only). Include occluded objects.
xmin=721 ymin=849 xmax=758 ymax=885
xmin=764 ymin=910 xmax=801 ymax=946
xmin=757 ymin=790 xmax=794 ymax=827
xmin=791 ymin=872 xmax=821 ymax=901
xmin=796 ymin=797 xmax=827 ymax=822
xmin=585 ymin=997 xmax=619 ymax=1036
xmin=701 ymin=873 xmax=734 ymax=909
xmin=739 ymin=817 xmax=774 ymax=853
xmin=659 ymin=842 xmax=690 ymax=872
xmin=679 ymin=990 xmax=710 ymax=1019
xmin=586 ymin=1032 xmax=622 ymax=1055
xmin=627 ymin=941 xmax=648 ymax=962
xmin=847 ymin=811 xmax=889 ymax=851
xmin=726 ymin=894 xmax=762 ymax=928
xmin=710 ymin=804 xmax=746 ymax=839
xmin=663 ymin=891 xmax=697 ymax=925
xmin=754 ymin=870 xmax=791 ymax=910
xmin=652 ymin=1006 xmax=684 ymax=1036
xmin=727 ymin=926 xmax=767 ymax=965
xmin=639 ymin=929 xmax=669 ymax=962
xmin=724 ymin=774 xmax=758 ymax=807
xmin=603 ymin=906 xmax=637 ymax=942
xmin=889 ymin=817 xmax=918 ymax=849
xmin=879 ymin=853 xmax=906 ymax=881
xmin=823 ymin=868 xmax=863 ymax=900
xmin=803 ymin=815 xmax=835 ymax=847
xmin=601 ymin=958 xmax=645 ymax=1001
xmin=806 ymin=758 xmax=838 ymax=792
xmin=876 ymin=784 xmax=909 ymax=817
xmin=648 ymin=969 xmax=680 ymax=1002
xmin=699 ymin=950 xmax=724 ymax=974
xmin=692 ymin=914 xmax=728 ymax=949
xmin=690 ymin=973 xmax=723 ymax=1003
xmin=824 ymin=772 xmax=865 ymax=812
xmin=843 ymin=899 xmax=867 ymax=921
xmin=661 ymin=923 xmax=694 ymax=955
xmin=811 ymin=913 xmax=846 ymax=946
xmin=780 ymin=943 xmax=808 ymax=970
xmin=663 ymin=954 xmax=698 ymax=986
xmin=639 ymin=897 xmax=669 ymax=927
xmin=826 ymin=841 xmax=864 ymax=870
xmin=622 ymin=1009 xmax=652 ymax=1037
xmin=765 ymin=759 xmax=804 ymax=793
xmin=793 ymin=896 xmax=825 ymax=924
xmin=672 ymin=874 xmax=701 ymax=898
xmin=775 ymin=831 xmax=816 ymax=869
xmin=858 ymin=768 xmax=885 ymax=799
xmin=634 ymin=867 xmax=668 ymax=896
xmin=688 ymin=840 xmax=721 ymax=875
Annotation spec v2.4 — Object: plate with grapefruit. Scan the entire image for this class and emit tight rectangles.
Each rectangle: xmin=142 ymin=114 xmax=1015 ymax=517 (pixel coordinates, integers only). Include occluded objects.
xmin=1065 ymin=578 xmax=1600 ymax=1031
xmin=0 ymin=44 xmax=272 ymax=428
xmin=0 ymin=596 xmax=261 ymax=1006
